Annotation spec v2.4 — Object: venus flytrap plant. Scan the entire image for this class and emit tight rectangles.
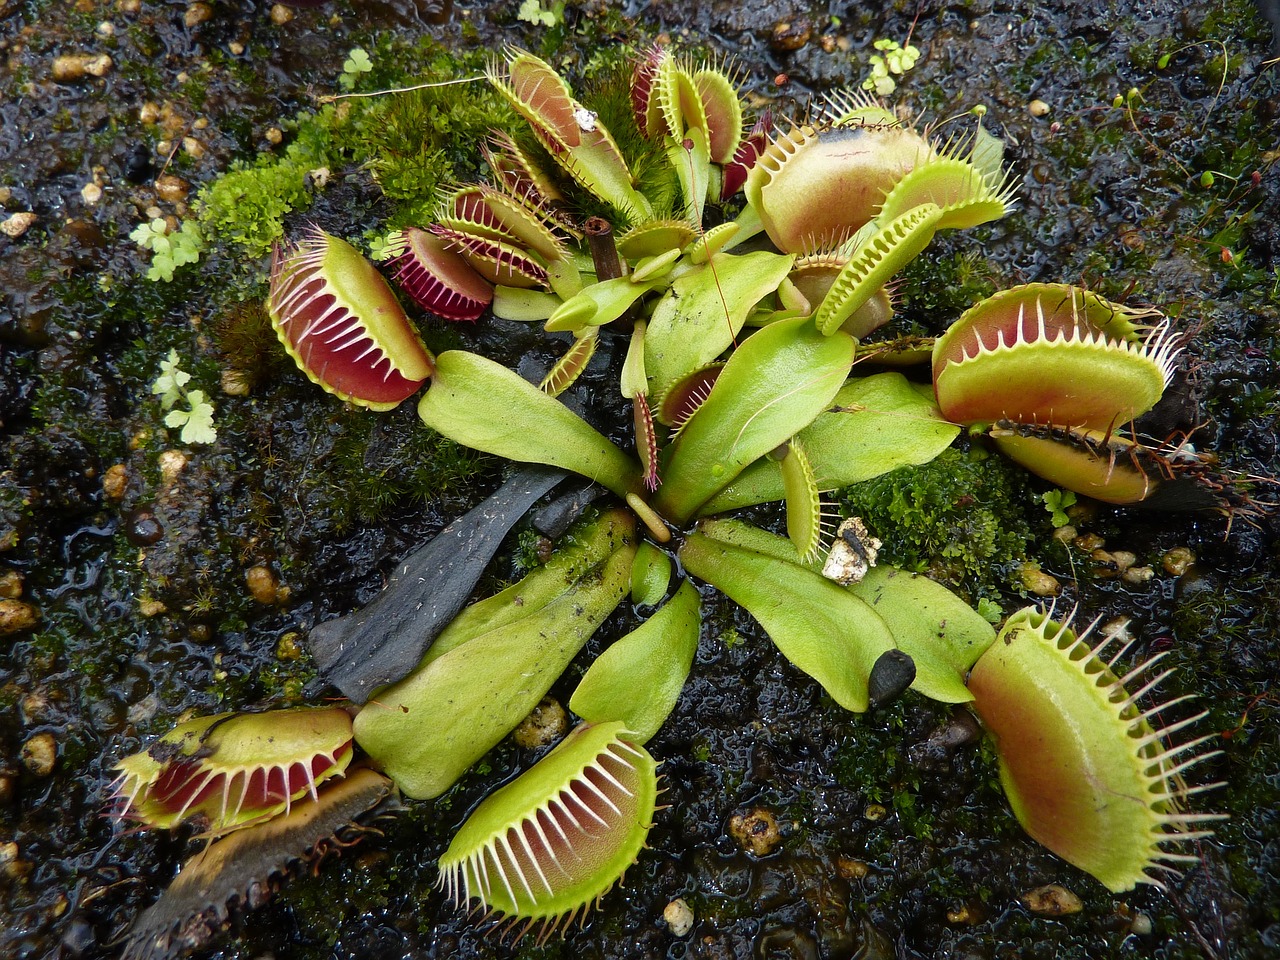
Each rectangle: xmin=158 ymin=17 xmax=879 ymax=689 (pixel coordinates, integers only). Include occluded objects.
xmin=110 ymin=44 xmax=1241 ymax=955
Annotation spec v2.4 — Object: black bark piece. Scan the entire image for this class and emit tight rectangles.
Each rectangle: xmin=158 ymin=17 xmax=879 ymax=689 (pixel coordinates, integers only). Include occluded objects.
xmin=308 ymin=465 xmax=565 ymax=703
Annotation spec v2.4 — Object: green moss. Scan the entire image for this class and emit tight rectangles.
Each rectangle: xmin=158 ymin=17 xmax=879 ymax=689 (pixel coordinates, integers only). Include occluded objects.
xmin=839 ymin=446 xmax=1035 ymax=598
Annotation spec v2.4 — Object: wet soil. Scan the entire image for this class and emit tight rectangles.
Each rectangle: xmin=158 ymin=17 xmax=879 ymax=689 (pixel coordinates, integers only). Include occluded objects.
xmin=1 ymin=2 xmax=1278 ymax=960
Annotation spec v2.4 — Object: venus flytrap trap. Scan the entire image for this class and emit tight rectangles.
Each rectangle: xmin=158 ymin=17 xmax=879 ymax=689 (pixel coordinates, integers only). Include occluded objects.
xmin=107 ymin=44 xmax=1247 ymax=958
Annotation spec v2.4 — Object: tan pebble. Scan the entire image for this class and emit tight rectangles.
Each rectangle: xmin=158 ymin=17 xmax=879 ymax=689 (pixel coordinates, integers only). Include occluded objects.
xmin=81 ymin=182 xmax=103 ymax=205
xmin=176 ymin=72 xmax=189 ymax=84
xmin=663 ymin=898 xmax=694 ymax=937
xmin=88 ymin=54 xmax=113 ymax=77
xmin=863 ymin=802 xmax=887 ymax=822
xmin=220 ymin=368 xmax=251 ymax=396
xmin=729 ymin=806 xmax=782 ymax=856
xmin=1101 ymin=616 xmax=1132 ymax=644
xmin=154 ymin=174 xmax=190 ymax=203
xmin=138 ymin=597 xmax=168 ymax=617
xmin=1090 ymin=549 xmax=1121 ymax=578
xmin=1028 ymin=98 xmax=1051 ymax=117
xmin=0 ymin=598 xmax=40 ymax=636
xmin=1 ymin=212 xmax=37 ymax=239
xmin=0 ymin=570 xmax=22 ymax=600
xmin=1021 ymin=883 xmax=1083 ymax=916
xmin=102 ymin=463 xmax=129 ymax=501
xmin=138 ymin=102 xmax=161 ymax=124
xmin=1110 ymin=550 xmax=1136 ymax=573
xmin=158 ymin=449 xmax=188 ymax=485
xmin=1019 ymin=563 xmax=1061 ymax=596
xmin=181 ymin=137 xmax=204 ymax=159
xmin=947 ymin=903 xmax=985 ymax=925
xmin=184 ymin=2 xmax=214 ymax=27
xmin=1073 ymin=532 xmax=1106 ymax=552
xmin=0 ymin=840 xmax=32 ymax=881
xmin=1122 ymin=565 xmax=1155 ymax=585
xmin=836 ymin=855 xmax=869 ymax=880
xmin=97 ymin=21 xmax=116 ymax=37
xmin=229 ymin=41 xmax=245 ymax=55
xmin=155 ymin=140 xmax=172 ymax=157
xmin=20 ymin=732 xmax=57 ymax=777
xmin=193 ymin=117 xmax=209 ymax=131
xmin=52 ymin=54 xmax=94 ymax=83
xmin=20 ymin=690 xmax=52 ymax=724
xmin=270 ymin=3 xmax=295 ymax=24
xmin=245 ymin=564 xmax=281 ymax=605
xmin=0 ymin=187 xmax=11 ymax=204
xmin=276 ymin=632 xmax=304 ymax=661
xmin=264 ymin=126 xmax=283 ymax=145
xmin=120 ymin=0 xmax=142 ymax=13
xmin=1130 ymin=912 xmax=1153 ymax=935
xmin=512 ymin=696 xmax=567 ymax=749
xmin=0 ymin=772 xmax=15 ymax=805
xmin=1052 ymin=524 xmax=1076 ymax=543
xmin=1162 ymin=546 xmax=1195 ymax=577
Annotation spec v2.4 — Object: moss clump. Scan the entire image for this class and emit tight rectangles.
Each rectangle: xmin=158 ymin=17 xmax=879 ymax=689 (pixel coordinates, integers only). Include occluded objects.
xmin=839 ymin=445 xmax=1035 ymax=598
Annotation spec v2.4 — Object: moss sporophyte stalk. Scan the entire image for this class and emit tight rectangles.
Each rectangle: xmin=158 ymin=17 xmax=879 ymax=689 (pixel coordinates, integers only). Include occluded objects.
xmin=109 ymin=45 xmax=1254 ymax=956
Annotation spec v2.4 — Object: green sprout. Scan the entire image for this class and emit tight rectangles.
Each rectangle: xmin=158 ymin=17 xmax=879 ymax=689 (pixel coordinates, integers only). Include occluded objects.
xmin=1041 ymin=488 xmax=1077 ymax=528
xmin=516 ymin=0 xmax=561 ymax=28
xmin=152 ymin=349 xmax=217 ymax=445
xmin=339 ymin=47 xmax=373 ymax=91
xmin=862 ymin=38 xmax=922 ymax=96
xmin=129 ymin=218 xmax=205 ymax=282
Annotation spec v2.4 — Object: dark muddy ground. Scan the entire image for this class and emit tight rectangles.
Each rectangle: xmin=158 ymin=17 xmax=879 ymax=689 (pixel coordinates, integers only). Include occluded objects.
xmin=1 ymin=2 xmax=1278 ymax=960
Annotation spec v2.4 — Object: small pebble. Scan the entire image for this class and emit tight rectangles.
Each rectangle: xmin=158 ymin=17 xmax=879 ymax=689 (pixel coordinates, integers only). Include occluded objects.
xmin=863 ymin=803 xmax=887 ymax=822
xmin=512 ymin=696 xmax=568 ymax=749
xmin=184 ymin=2 xmax=214 ymax=27
xmin=245 ymin=565 xmax=282 ymax=605
xmin=81 ymin=181 xmax=103 ymax=205
xmin=181 ymin=136 xmax=204 ymax=159
xmin=1130 ymin=912 xmax=1153 ymax=935
xmin=1162 ymin=547 xmax=1195 ymax=577
xmin=265 ymin=126 xmax=284 ymax=145
xmin=1073 ymin=532 xmax=1106 ymax=552
xmin=868 ymin=649 xmax=916 ymax=707
xmin=1109 ymin=550 xmax=1137 ymax=573
xmin=0 ymin=840 xmax=33 ymax=881
xmin=0 ymin=599 xmax=40 ymax=636
xmin=770 ymin=18 xmax=812 ymax=52
xmin=102 ymin=463 xmax=129 ymax=501
xmin=1028 ymin=98 xmax=1051 ymax=117
xmin=51 ymin=53 xmax=113 ymax=83
xmin=1 ymin=212 xmax=37 ymax=239
xmin=154 ymin=174 xmax=190 ymax=203
xmin=270 ymin=3 xmax=295 ymax=24
xmin=1019 ymin=563 xmax=1061 ymax=596
xmin=158 ymin=449 xmax=188 ymax=485
xmin=0 ymin=570 xmax=23 ymax=600
xmin=138 ymin=102 xmax=161 ymax=124
xmin=97 ymin=21 xmax=115 ymax=37
xmin=20 ymin=732 xmax=57 ymax=777
xmin=1122 ymin=565 xmax=1155 ymax=585
xmin=138 ymin=597 xmax=168 ymax=617
xmin=229 ymin=41 xmax=245 ymax=56
xmin=836 ymin=855 xmax=869 ymax=880
xmin=221 ymin=369 xmax=251 ymax=396
xmin=1090 ymin=549 xmax=1121 ymax=578
xmin=1052 ymin=524 xmax=1076 ymax=543
xmin=1021 ymin=883 xmax=1083 ymax=916
xmin=729 ymin=807 xmax=782 ymax=856
xmin=276 ymin=632 xmax=304 ymax=661
xmin=663 ymin=898 xmax=694 ymax=937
